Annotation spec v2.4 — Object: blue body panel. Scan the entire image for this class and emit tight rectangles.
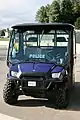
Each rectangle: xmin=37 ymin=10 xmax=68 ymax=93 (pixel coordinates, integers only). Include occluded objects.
xmin=9 ymin=62 xmax=64 ymax=75
xmin=51 ymin=66 xmax=63 ymax=73
xmin=19 ymin=63 xmax=54 ymax=73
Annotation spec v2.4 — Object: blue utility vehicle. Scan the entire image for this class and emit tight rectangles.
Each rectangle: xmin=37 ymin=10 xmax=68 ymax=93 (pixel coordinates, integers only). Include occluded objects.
xmin=3 ymin=23 xmax=76 ymax=108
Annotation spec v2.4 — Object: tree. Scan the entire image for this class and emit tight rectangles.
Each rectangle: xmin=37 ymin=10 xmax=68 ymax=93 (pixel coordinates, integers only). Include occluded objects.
xmin=35 ymin=0 xmax=80 ymax=25
xmin=44 ymin=4 xmax=50 ymax=23
xmin=71 ymin=0 xmax=80 ymax=4
xmin=1 ymin=30 xmax=5 ymax=36
xmin=75 ymin=17 xmax=80 ymax=29
xmin=73 ymin=1 xmax=80 ymax=22
xmin=61 ymin=0 xmax=74 ymax=24
xmin=49 ymin=0 xmax=61 ymax=22
xmin=36 ymin=5 xmax=49 ymax=23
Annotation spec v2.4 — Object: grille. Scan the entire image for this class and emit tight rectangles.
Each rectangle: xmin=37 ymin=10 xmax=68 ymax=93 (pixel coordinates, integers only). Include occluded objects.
xmin=20 ymin=76 xmax=45 ymax=81
xmin=20 ymin=73 xmax=49 ymax=88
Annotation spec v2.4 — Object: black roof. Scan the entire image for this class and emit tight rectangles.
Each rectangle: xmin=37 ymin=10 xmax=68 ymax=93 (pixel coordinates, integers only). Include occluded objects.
xmin=12 ymin=23 xmax=74 ymax=31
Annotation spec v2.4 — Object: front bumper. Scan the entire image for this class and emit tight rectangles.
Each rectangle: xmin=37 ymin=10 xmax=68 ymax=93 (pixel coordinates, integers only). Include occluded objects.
xmin=7 ymin=72 xmax=67 ymax=96
xmin=7 ymin=75 xmax=64 ymax=92
xmin=7 ymin=72 xmax=68 ymax=98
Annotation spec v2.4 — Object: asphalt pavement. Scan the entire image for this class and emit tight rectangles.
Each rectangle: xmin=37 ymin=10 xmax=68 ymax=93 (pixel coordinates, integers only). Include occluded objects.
xmin=0 ymin=48 xmax=80 ymax=120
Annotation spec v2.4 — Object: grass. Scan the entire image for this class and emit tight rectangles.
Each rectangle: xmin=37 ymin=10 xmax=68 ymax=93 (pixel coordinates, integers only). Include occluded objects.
xmin=0 ymin=37 xmax=9 ymax=41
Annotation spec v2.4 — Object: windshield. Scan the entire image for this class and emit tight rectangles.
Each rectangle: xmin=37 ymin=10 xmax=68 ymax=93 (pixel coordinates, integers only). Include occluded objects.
xmin=8 ymin=29 xmax=69 ymax=65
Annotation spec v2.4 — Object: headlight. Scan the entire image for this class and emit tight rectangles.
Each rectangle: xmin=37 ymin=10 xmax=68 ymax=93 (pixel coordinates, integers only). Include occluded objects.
xmin=11 ymin=71 xmax=18 ymax=77
xmin=52 ymin=72 xmax=61 ymax=78
xmin=11 ymin=71 xmax=21 ymax=78
xmin=52 ymin=70 xmax=66 ymax=80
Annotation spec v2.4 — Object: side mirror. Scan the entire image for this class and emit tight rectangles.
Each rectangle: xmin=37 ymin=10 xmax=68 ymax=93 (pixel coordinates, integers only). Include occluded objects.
xmin=74 ymin=55 xmax=76 ymax=59
xmin=74 ymin=56 xmax=76 ymax=59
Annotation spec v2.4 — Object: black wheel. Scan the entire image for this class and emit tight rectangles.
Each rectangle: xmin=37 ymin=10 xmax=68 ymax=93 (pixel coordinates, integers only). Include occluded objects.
xmin=55 ymin=88 xmax=69 ymax=109
xmin=3 ymin=80 xmax=18 ymax=105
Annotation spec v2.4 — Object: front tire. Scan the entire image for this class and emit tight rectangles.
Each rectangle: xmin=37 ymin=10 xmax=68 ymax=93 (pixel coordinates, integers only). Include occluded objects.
xmin=3 ymin=80 xmax=18 ymax=105
xmin=55 ymin=88 xmax=69 ymax=109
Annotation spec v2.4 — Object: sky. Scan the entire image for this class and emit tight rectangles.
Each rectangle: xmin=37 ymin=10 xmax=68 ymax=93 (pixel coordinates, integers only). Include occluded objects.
xmin=0 ymin=0 xmax=52 ymax=29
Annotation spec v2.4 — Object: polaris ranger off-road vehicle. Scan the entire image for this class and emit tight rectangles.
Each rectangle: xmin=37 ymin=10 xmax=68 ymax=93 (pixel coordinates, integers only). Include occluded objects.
xmin=3 ymin=23 xmax=76 ymax=109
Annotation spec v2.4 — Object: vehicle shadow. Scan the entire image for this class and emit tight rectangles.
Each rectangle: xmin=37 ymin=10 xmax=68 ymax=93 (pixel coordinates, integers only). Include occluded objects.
xmin=66 ymin=82 xmax=80 ymax=111
xmin=15 ymin=99 xmax=50 ymax=107
xmin=15 ymin=82 xmax=80 ymax=111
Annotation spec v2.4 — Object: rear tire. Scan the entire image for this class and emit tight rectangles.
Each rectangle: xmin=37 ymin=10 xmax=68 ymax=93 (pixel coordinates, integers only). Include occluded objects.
xmin=3 ymin=80 xmax=18 ymax=105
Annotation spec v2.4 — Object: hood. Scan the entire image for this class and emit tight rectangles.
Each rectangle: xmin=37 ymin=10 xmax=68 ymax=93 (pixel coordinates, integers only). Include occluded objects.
xmin=10 ymin=62 xmax=64 ymax=73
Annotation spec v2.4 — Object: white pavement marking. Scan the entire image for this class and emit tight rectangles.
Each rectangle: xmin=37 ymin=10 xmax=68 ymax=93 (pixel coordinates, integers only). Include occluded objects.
xmin=0 ymin=113 xmax=21 ymax=120
xmin=0 ymin=41 xmax=9 ymax=45
xmin=0 ymin=41 xmax=9 ymax=49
